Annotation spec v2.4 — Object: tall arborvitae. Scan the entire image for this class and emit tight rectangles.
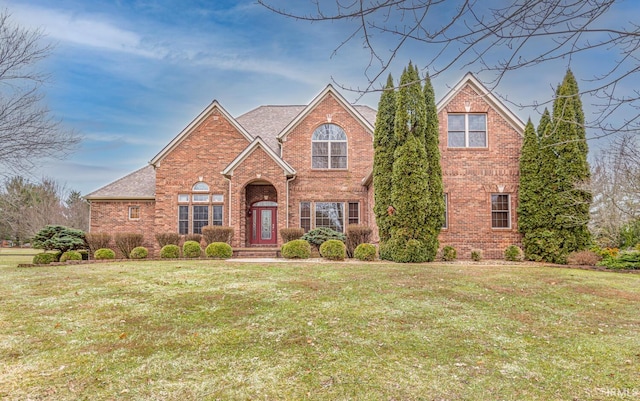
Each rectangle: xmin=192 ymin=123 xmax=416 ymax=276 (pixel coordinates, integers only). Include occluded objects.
xmin=517 ymin=119 xmax=540 ymax=236
xmin=551 ymin=70 xmax=592 ymax=256
xmin=422 ymin=72 xmax=445 ymax=254
xmin=373 ymin=74 xmax=397 ymax=243
xmin=381 ymin=62 xmax=435 ymax=262
xmin=522 ymin=72 xmax=591 ymax=263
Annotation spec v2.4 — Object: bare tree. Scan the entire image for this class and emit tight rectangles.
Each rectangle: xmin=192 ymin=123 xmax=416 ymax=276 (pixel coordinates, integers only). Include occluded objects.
xmin=259 ymin=0 xmax=640 ymax=136
xmin=590 ymin=134 xmax=640 ymax=246
xmin=0 ymin=10 xmax=80 ymax=175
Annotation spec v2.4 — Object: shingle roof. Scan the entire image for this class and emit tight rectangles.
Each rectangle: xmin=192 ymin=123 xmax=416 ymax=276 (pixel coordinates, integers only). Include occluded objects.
xmin=85 ymin=165 xmax=156 ymax=200
xmin=236 ymin=105 xmax=305 ymax=152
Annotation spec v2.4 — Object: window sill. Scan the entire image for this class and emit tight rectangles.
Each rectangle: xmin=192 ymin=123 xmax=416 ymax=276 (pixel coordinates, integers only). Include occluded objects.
xmin=446 ymin=147 xmax=489 ymax=151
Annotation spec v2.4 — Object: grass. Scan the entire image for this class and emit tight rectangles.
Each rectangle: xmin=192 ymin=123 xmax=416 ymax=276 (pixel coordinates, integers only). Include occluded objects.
xmin=0 ymin=255 xmax=639 ymax=400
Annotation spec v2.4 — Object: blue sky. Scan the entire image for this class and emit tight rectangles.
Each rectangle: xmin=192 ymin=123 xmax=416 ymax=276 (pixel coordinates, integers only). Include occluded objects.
xmin=4 ymin=0 xmax=634 ymax=195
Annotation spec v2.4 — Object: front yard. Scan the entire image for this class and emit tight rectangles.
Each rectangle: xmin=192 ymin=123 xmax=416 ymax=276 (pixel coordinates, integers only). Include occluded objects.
xmin=0 ymin=254 xmax=638 ymax=400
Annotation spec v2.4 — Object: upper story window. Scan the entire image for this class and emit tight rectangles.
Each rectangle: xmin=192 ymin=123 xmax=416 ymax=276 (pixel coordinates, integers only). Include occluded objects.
xmin=192 ymin=182 xmax=209 ymax=191
xmin=312 ymin=124 xmax=347 ymax=169
xmin=448 ymin=114 xmax=487 ymax=148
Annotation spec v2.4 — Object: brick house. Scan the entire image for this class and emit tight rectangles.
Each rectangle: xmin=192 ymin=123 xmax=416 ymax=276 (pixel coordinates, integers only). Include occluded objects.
xmin=86 ymin=73 xmax=524 ymax=259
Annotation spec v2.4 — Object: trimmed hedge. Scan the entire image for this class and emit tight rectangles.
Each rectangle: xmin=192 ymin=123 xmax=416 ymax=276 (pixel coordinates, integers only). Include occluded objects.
xmin=320 ymin=239 xmax=346 ymax=261
xmin=60 ymin=250 xmax=82 ymax=262
xmin=441 ymin=246 xmax=457 ymax=261
xmin=95 ymin=248 xmax=116 ymax=260
xmin=354 ymin=243 xmax=376 ymax=261
xmin=281 ymin=239 xmax=311 ymax=259
xmin=130 ymin=246 xmax=149 ymax=259
xmin=160 ymin=244 xmax=180 ymax=259
xmin=205 ymin=242 xmax=233 ymax=259
xmin=33 ymin=253 xmax=56 ymax=265
xmin=504 ymin=245 xmax=524 ymax=262
xmin=183 ymin=240 xmax=202 ymax=258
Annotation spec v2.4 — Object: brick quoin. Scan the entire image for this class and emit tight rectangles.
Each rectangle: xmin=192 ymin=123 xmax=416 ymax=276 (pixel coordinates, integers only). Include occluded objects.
xmin=88 ymin=75 xmax=524 ymax=260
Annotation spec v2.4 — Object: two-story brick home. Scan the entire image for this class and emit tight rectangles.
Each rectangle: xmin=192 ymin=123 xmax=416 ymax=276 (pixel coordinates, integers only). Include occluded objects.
xmin=86 ymin=73 xmax=524 ymax=259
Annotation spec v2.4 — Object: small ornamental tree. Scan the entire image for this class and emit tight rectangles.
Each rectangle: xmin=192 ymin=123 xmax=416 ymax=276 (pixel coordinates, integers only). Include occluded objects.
xmin=518 ymin=120 xmax=542 ymax=236
xmin=32 ymin=225 xmax=86 ymax=253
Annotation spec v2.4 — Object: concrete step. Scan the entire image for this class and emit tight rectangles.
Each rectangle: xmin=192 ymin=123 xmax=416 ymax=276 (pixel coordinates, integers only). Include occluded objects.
xmin=233 ymin=248 xmax=280 ymax=258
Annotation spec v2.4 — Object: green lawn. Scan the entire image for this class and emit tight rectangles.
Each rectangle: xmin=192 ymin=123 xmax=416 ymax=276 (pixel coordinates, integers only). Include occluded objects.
xmin=1 ymin=255 xmax=638 ymax=400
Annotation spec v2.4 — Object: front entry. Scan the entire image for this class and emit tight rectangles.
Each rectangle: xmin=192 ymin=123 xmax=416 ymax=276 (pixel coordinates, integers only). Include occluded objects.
xmin=249 ymin=201 xmax=277 ymax=245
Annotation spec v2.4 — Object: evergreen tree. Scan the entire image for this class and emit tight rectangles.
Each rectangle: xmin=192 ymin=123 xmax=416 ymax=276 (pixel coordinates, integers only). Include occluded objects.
xmin=380 ymin=62 xmax=440 ymax=262
xmin=372 ymin=74 xmax=396 ymax=243
xmin=517 ymin=119 xmax=540 ymax=235
xmin=422 ymin=72 xmax=445 ymax=254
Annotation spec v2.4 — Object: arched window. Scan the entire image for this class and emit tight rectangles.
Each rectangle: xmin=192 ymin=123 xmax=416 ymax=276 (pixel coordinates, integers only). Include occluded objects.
xmin=192 ymin=181 xmax=209 ymax=191
xmin=311 ymin=124 xmax=347 ymax=169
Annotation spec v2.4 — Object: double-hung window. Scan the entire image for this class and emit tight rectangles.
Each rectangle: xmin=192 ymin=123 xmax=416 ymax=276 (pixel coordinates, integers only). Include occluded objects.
xmin=192 ymin=205 xmax=209 ymax=234
xmin=448 ymin=114 xmax=487 ymax=148
xmin=178 ymin=185 xmax=225 ymax=234
xmin=491 ymin=194 xmax=511 ymax=228
xmin=311 ymin=124 xmax=347 ymax=169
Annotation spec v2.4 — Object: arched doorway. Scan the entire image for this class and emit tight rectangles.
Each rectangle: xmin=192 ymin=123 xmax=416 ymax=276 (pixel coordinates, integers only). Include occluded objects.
xmin=249 ymin=200 xmax=278 ymax=245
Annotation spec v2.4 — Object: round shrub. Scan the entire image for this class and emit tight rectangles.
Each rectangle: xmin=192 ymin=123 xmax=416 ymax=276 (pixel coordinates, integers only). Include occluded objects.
xmin=471 ymin=249 xmax=483 ymax=262
xmin=60 ymin=250 xmax=82 ymax=262
xmin=320 ymin=239 xmax=346 ymax=261
xmin=504 ymin=245 xmax=523 ymax=262
xmin=442 ymin=246 xmax=457 ymax=261
xmin=354 ymin=243 xmax=376 ymax=261
xmin=160 ymin=244 xmax=180 ymax=259
xmin=182 ymin=240 xmax=202 ymax=258
xmin=281 ymin=239 xmax=311 ymax=259
xmin=130 ymin=246 xmax=149 ymax=259
xmin=205 ymin=242 xmax=233 ymax=259
xmin=33 ymin=253 xmax=56 ymax=265
xmin=95 ymin=248 xmax=116 ymax=260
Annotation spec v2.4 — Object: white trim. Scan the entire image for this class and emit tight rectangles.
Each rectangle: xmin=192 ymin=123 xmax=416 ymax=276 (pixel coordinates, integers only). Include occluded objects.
xmin=490 ymin=193 xmax=511 ymax=229
xmin=150 ymin=100 xmax=253 ymax=165
xmin=222 ymin=136 xmax=296 ymax=177
xmin=277 ymin=85 xmax=375 ymax=142
xmin=437 ymin=72 xmax=525 ymax=135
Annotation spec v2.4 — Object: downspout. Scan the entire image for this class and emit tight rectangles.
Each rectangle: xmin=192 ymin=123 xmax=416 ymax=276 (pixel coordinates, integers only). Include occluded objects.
xmin=286 ymin=175 xmax=296 ymax=228
xmin=224 ymin=176 xmax=232 ymax=227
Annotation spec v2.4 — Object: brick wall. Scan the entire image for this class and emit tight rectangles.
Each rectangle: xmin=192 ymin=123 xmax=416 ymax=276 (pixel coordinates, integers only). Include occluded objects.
xmin=282 ymin=94 xmax=374 ymax=231
xmin=438 ymin=84 xmax=523 ymax=259
xmin=89 ymin=200 xmax=156 ymax=256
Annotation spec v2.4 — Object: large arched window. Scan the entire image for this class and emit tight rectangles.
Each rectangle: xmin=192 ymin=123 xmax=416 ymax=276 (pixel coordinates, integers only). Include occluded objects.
xmin=311 ymin=124 xmax=347 ymax=169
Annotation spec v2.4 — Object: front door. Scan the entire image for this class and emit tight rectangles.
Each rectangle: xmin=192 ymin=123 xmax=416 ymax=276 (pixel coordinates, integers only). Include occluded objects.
xmin=250 ymin=206 xmax=277 ymax=245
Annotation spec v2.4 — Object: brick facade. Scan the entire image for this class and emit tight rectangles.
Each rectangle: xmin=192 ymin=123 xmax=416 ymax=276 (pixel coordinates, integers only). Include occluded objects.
xmin=87 ymin=74 xmax=524 ymax=259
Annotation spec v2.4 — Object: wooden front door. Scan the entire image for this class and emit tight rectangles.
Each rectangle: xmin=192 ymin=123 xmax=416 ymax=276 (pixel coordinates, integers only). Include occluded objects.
xmin=250 ymin=206 xmax=277 ymax=245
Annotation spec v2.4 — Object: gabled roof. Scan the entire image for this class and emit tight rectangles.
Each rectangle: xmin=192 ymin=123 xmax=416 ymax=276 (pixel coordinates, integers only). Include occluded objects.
xmin=277 ymin=84 xmax=376 ymax=141
xmin=150 ymin=100 xmax=253 ymax=165
xmin=221 ymin=136 xmax=296 ymax=177
xmin=236 ymin=105 xmax=305 ymax=153
xmin=437 ymin=72 xmax=525 ymax=133
xmin=85 ymin=165 xmax=156 ymax=200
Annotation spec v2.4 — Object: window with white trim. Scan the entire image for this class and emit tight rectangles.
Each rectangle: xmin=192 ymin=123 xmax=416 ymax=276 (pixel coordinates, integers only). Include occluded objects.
xmin=192 ymin=182 xmax=209 ymax=191
xmin=300 ymin=202 xmax=311 ymax=232
xmin=212 ymin=205 xmax=223 ymax=226
xmin=348 ymin=202 xmax=359 ymax=225
xmin=448 ymin=114 xmax=487 ymax=148
xmin=193 ymin=205 xmax=209 ymax=234
xmin=178 ymin=205 xmax=189 ymax=234
xmin=315 ymin=202 xmax=344 ymax=232
xmin=128 ymin=206 xmax=140 ymax=220
xmin=311 ymin=124 xmax=347 ymax=169
xmin=491 ymin=194 xmax=511 ymax=228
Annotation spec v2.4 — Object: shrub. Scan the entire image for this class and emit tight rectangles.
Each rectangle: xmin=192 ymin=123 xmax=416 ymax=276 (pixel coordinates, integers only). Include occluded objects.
xmin=346 ymin=225 xmax=373 ymax=258
xmin=32 ymin=225 xmax=86 ymax=253
xmin=598 ymin=250 xmax=640 ymax=270
xmin=184 ymin=234 xmax=202 ymax=243
xmin=636 ymin=243 xmax=640 ymax=252
xmin=567 ymin=250 xmax=602 ymax=266
xmin=504 ymin=245 xmax=524 ymax=262
xmin=380 ymin=237 xmax=432 ymax=263
xmin=441 ymin=246 xmax=457 ymax=261
xmin=183 ymin=240 xmax=202 ymax=258
xmin=354 ymin=243 xmax=376 ymax=261
xmin=94 ymin=248 xmax=116 ymax=260
xmin=60 ymin=250 xmax=82 ymax=262
xmin=523 ymin=229 xmax=565 ymax=263
xmin=301 ymin=227 xmax=346 ymax=248
xmin=130 ymin=246 xmax=149 ymax=259
xmin=78 ymin=250 xmax=89 ymax=260
xmin=33 ymin=253 xmax=56 ymax=265
xmin=86 ymin=232 xmax=111 ymax=255
xmin=114 ymin=233 xmax=144 ymax=259
xmin=281 ymin=239 xmax=311 ymax=259
xmin=319 ymin=239 xmax=346 ymax=261
xmin=202 ymin=226 xmax=234 ymax=245
xmin=160 ymin=244 xmax=180 ymax=259
xmin=155 ymin=232 xmax=181 ymax=248
xmin=471 ymin=249 xmax=482 ymax=262
xmin=280 ymin=227 xmax=305 ymax=243
xmin=205 ymin=242 xmax=233 ymax=258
